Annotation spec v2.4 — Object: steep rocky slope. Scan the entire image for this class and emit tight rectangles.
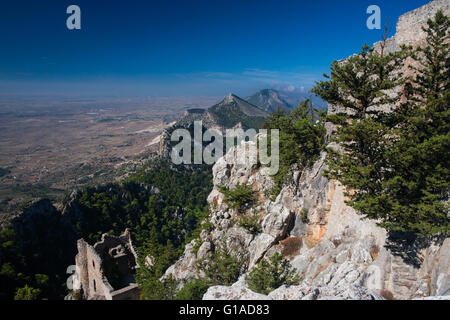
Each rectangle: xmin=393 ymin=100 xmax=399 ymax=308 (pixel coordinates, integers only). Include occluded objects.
xmin=174 ymin=93 xmax=268 ymax=131
xmin=164 ymin=0 xmax=450 ymax=300
xmin=164 ymin=138 xmax=449 ymax=300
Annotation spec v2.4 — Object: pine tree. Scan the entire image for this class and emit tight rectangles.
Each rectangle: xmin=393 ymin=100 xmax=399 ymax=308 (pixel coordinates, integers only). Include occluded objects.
xmin=383 ymin=10 xmax=450 ymax=235
xmin=261 ymin=99 xmax=326 ymax=197
xmin=312 ymin=41 xmax=405 ymax=119
xmin=246 ymin=252 xmax=299 ymax=295
xmin=312 ymin=38 xmax=407 ymax=229
xmin=313 ymin=10 xmax=449 ymax=236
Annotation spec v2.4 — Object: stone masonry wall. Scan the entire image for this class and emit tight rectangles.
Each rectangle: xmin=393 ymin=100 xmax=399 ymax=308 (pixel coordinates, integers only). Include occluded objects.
xmin=74 ymin=230 xmax=140 ymax=300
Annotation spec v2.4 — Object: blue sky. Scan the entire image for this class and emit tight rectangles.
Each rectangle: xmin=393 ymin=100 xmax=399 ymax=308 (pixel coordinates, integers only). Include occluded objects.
xmin=0 ymin=0 xmax=431 ymax=98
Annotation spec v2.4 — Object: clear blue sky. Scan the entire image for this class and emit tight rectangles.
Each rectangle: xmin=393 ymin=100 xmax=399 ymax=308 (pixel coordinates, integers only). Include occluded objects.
xmin=0 ymin=0 xmax=431 ymax=98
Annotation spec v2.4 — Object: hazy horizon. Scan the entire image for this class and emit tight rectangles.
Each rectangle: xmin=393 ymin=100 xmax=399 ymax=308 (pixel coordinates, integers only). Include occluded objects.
xmin=0 ymin=0 xmax=431 ymax=98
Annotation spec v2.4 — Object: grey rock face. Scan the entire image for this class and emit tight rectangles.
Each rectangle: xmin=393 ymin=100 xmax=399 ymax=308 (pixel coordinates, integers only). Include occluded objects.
xmin=164 ymin=139 xmax=293 ymax=282
xmin=203 ymin=280 xmax=271 ymax=301
xmin=165 ymin=135 xmax=448 ymax=300
xmin=204 ymin=283 xmax=384 ymax=301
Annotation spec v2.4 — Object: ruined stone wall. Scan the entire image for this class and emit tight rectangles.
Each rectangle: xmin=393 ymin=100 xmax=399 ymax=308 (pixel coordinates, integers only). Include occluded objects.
xmin=74 ymin=230 xmax=140 ymax=300
xmin=395 ymin=0 xmax=450 ymax=48
xmin=110 ymin=284 xmax=140 ymax=300
xmin=75 ymin=239 xmax=113 ymax=300
xmin=371 ymin=0 xmax=450 ymax=53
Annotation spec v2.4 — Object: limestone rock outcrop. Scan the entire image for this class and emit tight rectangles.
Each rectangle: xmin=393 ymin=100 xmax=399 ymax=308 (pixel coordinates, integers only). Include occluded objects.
xmin=162 ymin=136 xmax=448 ymax=300
xmin=203 ymin=279 xmax=385 ymax=301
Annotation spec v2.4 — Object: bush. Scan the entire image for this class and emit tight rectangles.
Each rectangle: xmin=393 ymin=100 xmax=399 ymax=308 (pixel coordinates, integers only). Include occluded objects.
xmin=300 ymin=208 xmax=309 ymax=224
xmin=139 ymin=276 xmax=178 ymax=300
xmin=246 ymin=252 xmax=299 ymax=295
xmin=136 ymin=240 xmax=181 ymax=300
xmin=219 ymin=184 xmax=255 ymax=211
xmin=198 ymin=244 xmax=245 ymax=286
xmin=237 ymin=212 xmax=261 ymax=235
xmin=174 ymin=278 xmax=210 ymax=300
xmin=262 ymin=100 xmax=326 ymax=198
xmin=14 ymin=285 xmax=41 ymax=300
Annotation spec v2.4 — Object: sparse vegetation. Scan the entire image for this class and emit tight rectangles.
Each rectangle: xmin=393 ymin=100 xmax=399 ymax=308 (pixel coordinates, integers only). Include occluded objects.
xmin=300 ymin=208 xmax=309 ymax=224
xmin=236 ymin=212 xmax=261 ymax=235
xmin=14 ymin=285 xmax=41 ymax=300
xmin=246 ymin=252 xmax=300 ymax=295
xmin=261 ymin=100 xmax=326 ymax=198
xmin=219 ymin=183 xmax=255 ymax=211
xmin=174 ymin=278 xmax=210 ymax=300
xmin=198 ymin=244 xmax=245 ymax=286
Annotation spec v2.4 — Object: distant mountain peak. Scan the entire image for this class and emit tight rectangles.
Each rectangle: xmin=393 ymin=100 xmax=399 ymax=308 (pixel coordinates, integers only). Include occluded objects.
xmin=173 ymin=93 xmax=268 ymax=131
xmin=213 ymin=93 xmax=268 ymax=117
xmin=246 ymin=89 xmax=292 ymax=112
xmin=220 ymin=93 xmax=253 ymax=105
xmin=222 ymin=93 xmax=238 ymax=104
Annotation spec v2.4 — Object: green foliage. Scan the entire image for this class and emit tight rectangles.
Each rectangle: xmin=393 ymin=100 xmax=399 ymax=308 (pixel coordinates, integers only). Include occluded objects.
xmin=300 ymin=208 xmax=309 ymax=224
xmin=262 ymin=100 xmax=326 ymax=198
xmin=76 ymin=182 xmax=192 ymax=248
xmin=0 ymin=158 xmax=214 ymax=300
xmin=246 ymin=252 xmax=299 ymax=295
xmin=236 ymin=212 xmax=261 ymax=235
xmin=139 ymin=276 xmax=179 ymax=301
xmin=312 ymin=43 xmax=405 ymax=118
xmin=199 ymin=244 xmax=245 ymax=286
xmin=126 ymin=160 xmax=214 ymax=300
xmin=0 ymin=209 xmax=75 ymax=300
xmin=219 ymin=183 xmax=255 ymax=211
xmin=70 ymin=290 xmax=81 ymax=300
xmin=34 ymin=274 xmax=49 ymax=287
xmin=135 ymin=239 xmax=181 ymax=300
xmin=174 ymin=278 xmax=210 ymax=300
xmin=127 ymin=159 xmax=213 ymax=214
xmin=14 ymin=285 xmax=41 ymax=300
xmin=313 ymin=11 xmax=449 ymax=236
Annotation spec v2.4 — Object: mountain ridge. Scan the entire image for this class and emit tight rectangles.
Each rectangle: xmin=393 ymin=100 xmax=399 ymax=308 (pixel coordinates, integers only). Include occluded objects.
xmin=245 ymin=89 xmax=293 ymax=112
xmin=173 ymin=92 xmax=269 ymax=131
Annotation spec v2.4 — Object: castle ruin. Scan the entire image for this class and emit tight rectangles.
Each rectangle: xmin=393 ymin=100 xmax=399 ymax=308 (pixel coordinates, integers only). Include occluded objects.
xmin=74 ymin=229 xmax=140 ymax=300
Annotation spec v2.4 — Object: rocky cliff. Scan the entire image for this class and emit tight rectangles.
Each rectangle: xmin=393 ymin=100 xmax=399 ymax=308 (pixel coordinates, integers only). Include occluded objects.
xmin=163 ymin=0 xmax=450 ymax=300
xmin=164 ymin=138 xmax=449 ymax=300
